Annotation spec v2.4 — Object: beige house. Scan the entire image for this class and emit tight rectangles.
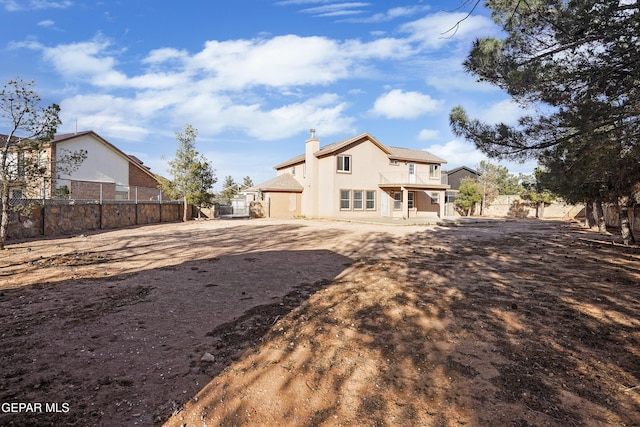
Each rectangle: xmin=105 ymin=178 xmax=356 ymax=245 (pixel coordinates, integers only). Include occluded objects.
xmin=255 ymin=131 xmax=449 ymax=219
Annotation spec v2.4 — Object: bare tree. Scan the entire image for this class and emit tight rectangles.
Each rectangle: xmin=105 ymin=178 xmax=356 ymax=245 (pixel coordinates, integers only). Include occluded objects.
xmin=0 ymin=78 xmax=85 ymax=249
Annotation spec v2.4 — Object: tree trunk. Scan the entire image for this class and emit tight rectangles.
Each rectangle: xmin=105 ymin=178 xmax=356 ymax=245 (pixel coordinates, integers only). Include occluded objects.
xmin=183 ymin=195 xmax=189 ymax=222
xmin=539 ymin=202 xmax=545 ymax=218
xmin=619 ymin=197 xmax=636 ymax=245
xmin=594 ymin=200 xmax=607 ymax=233
xmin=0 ymin=183 xmax=10 ymax=250
xmin=584 ymin=200 xmax=595 ymax=228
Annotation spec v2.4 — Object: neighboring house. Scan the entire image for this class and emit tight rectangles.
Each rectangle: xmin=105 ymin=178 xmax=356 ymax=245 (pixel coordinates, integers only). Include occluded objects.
xmin=442 ymin=165 xmax=480 ymax=204
xmin=7 ymin=130 xmax=164 ymax=201
xmin=253 ymin=131 xmax=450 ymax=219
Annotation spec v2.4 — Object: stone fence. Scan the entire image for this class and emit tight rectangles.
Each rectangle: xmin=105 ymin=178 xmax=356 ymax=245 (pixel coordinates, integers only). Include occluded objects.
xmin=482 ymin=195 xmax=639 ymax=232
xmin=482 ymin=195 xmax=581 ymax=219
xmin=5 ymin=200 xmax=185 ymax=241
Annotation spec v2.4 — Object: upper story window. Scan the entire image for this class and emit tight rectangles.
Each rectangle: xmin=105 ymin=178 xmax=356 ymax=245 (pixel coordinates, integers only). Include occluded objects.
xmin=291 ymin=165 xmax=295 ymax=176
xmin=430 ymin=164 xmax=440 ymax=179
xmin=337 ymin=155 xmax=351 ymax=173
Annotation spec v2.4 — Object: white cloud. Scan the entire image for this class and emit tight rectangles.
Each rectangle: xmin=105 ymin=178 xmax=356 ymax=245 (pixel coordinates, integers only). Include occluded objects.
xmin=342 ymin=5 xmax=429 ymax=23
xmin=59 ymin=94 xmax=151 ymax=141
xmin=400 ymin=12 xmax=497 ymax=50
xmin=190 ymin=35 xmax=355 ymax=89
xmin=426 ymin=138 xmax=537 ymax=175
xmin=301 ymin=2 xmax=369 ymax=16
xmin=371 ymin=89 xmax=442 ymax=119
xmin=37 ymin=19 xmax=55 ymax=27
xmin=1 ymin=0 xmax=71 ymax=11
xmin=33 ymin=37 xmax=129 ymax=86
xmin=418 ymin=129 xmax=440 ymax=141
xmin=426 ymin=139 xmax=487 ymax=169
xmin=477 ymin=99 xmax=531 ymax=125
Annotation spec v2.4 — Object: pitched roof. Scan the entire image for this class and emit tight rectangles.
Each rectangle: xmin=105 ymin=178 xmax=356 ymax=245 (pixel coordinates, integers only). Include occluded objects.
xmin=273 ymin=153 xmax=305 ymax=170
xmin=253 ymin=173 xmax=303 ymax=192
xmin=444 ymin=165 xmax=479 ymax=175
xmin=314 ymin=132 xmax=390 ymax=158
xmin=387 ymin=146 xmax=447 ymax=164
xmin=274 ymin=132 xmax=446 ymax=170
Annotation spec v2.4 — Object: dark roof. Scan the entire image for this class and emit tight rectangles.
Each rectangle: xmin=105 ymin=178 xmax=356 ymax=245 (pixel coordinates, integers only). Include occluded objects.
xmin=444 ymin=166 xmax=479 ymax=175
xmin=274 ymin=132 xmax=446 ymax=170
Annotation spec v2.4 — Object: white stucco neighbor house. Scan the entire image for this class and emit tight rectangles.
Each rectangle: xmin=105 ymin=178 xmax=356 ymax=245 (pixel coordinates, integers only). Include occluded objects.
xmin=49 ymin=130 xmax=163 ymax=201
xmin=253 ymin=131 xmax=450 ymax=219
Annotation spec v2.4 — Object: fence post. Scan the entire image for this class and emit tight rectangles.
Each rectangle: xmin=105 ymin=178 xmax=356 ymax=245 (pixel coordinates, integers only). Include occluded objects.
xmin=100 ymin=183 xmax=103 ymax=204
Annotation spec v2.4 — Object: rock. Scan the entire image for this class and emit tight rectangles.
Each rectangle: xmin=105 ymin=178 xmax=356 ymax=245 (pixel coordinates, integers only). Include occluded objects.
xmin=200 ymin=352 xmax=215 ymax=363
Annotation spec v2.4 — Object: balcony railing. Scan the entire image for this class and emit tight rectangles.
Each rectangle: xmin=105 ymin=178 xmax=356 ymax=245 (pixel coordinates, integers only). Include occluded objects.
xmin=379 ymin=172 xmax=441 ymax=186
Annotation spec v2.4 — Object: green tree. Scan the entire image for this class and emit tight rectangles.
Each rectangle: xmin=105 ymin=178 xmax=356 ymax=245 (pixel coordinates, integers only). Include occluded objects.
xmin=520 ymin=171 xmax=556 ymax=219
xmin=190 ymin=159 xmax=217 ymax=217
xmin=162 ymin=124 xmax=217 ymax=222
xmin=219 ymin=175 xmax=238 ymax=202
xmin=476 ymin=161 xmax=499 ymax=215
xmin=241 ymin=176 xmax=254 ymax=190
xmin=455 ymin=177 xmax=482 ymax=216
xmin=450 ymin=0 xmax=639 ymax=243
xmin=0 ymin=78 xmax=86 ymax=249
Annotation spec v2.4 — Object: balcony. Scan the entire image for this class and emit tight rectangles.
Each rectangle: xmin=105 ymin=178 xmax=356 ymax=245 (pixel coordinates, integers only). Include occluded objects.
xmin=379 ymin=172 xmax=443 ymax=187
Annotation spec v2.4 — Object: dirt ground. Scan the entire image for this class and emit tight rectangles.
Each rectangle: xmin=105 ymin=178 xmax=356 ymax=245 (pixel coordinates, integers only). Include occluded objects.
xmin=1 ymin=217 xmax=639 ymax=427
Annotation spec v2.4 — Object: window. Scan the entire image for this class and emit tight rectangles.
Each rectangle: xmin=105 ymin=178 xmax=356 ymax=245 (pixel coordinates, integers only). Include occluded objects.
xmin=340 ymin=190 xmax=351 ymax=210
xmin=366 ymin=191 xmax=376 ymax=210
xmin=430 ymin=164 xmax=440 ymax=179
xmin=408 ymin=191 xmax=415 ymax=209
xmin=353 ymin=190 xmax=363 ymax=210
xmin=409 ymin=163 xmax=415 ymax=175
xmin=337 ymin=155 xmax=351 ymax=173
xmin=393 ymin=192 xmax=402 ymax=210
xmin=431 ymin=192 xmax=440 ymax=204
xmin=291 ymin=165 xmax=295 ymax=176
xmin=390 ymin=159 xmax=399 ymax=166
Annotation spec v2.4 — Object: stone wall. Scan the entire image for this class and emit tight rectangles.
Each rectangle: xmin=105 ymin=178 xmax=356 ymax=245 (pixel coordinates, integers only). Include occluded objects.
xmin=5 ymin=201 xmax=185 ymax=241
xmin=603 ymin=204 xmax=640 ymax=232
xmin=483 ymin=195 xmax=582 ymax=219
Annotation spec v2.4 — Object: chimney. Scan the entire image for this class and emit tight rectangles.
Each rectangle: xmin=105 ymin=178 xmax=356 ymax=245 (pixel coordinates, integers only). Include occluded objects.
xmin=302 ymin=128 xmax=320 ymax=217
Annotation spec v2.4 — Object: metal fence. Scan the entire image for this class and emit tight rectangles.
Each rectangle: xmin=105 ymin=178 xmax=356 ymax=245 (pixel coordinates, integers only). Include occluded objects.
xmin=6 ymin=194 xmax=182 ymax=207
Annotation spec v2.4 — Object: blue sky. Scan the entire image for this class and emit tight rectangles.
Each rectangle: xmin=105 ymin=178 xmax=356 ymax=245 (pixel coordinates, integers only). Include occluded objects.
xmin=1 ymin=0 xmax=537 ymax=190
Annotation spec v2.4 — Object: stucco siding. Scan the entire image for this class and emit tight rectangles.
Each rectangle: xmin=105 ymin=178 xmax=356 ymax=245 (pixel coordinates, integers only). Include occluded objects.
xmin=56 ymin=134 xmax=129 ymax=185
xmin=265 ymin=192 xmax=301 ymax=218
xmin=318 ymin=140 xmax=389 ymax=217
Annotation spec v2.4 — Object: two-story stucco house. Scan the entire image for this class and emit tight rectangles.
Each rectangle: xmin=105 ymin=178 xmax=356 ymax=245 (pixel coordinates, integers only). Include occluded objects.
xmin=3 ymin=130 xmax=164 ymax=201
xmin=254 ymin=131 xmax=450 ymax=219
xmin=48 ymin=130 xmax=164 ymax=201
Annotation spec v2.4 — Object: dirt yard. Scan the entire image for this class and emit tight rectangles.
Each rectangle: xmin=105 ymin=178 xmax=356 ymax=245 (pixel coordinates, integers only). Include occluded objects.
xmin=1 ymin=218 xmax=639 ymax=426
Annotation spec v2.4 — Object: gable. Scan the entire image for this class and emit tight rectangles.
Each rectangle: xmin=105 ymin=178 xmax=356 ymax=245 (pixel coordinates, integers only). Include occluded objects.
xmin=274 ymin=132 xmax=446 ymax=171
xmin=53 ymin=131 xmax=159 ymax=186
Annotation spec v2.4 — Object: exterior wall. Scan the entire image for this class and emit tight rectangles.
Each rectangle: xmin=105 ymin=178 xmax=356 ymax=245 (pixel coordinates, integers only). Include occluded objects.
xmin=414 ymin=190 xmax=440 ymax=217
xmin=277 ymin=136 xmax=447 ymax=219
xmin=446 ymin=169 xmax=479 ymax=191
xmin=129 ymin=163 xmax=159 ymax=188
xmin=483 ymin=195 xmax=581 ymax=218
xmin=55 ymin=134 xmax=129 ymax=185
xmin=317 ymin=140 xmax=390 ymax=218
xmin=5 ymin=201 xmax=185 ymax=240
xmin=69 ymin=180 xmax=116 ymax=200
xmin=277 ymin=163 xmax=305 ymax=184
xmin=265 ymin=192 xmax=301 ymax=218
